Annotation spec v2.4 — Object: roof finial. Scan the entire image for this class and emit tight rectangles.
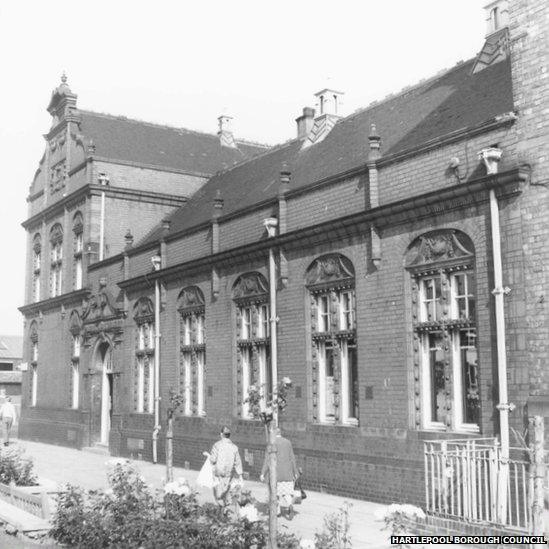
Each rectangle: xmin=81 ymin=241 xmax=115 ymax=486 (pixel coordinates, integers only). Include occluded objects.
xmin=61 ymin=72 xmax=68 ymax=85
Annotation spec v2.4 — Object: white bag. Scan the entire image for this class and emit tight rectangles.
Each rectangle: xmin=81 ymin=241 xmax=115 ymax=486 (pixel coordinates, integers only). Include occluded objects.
xmin=196 ymin=457 xmax=216 ymax=489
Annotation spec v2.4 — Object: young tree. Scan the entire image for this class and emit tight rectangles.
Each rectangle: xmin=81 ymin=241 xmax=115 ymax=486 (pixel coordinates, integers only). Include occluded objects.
xmin=246 ymin=377 xmax=293 ymax=549
xmin=165 ymin=390 xmax=185 ymax=483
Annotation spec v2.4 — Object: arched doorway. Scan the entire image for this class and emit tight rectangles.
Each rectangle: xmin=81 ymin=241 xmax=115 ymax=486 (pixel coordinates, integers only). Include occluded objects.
xmin=95 ymin=341 xmax=113 ymax=446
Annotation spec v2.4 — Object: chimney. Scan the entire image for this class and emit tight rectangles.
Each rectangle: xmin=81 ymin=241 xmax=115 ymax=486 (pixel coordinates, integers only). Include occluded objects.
xmin=218 ymin=115 xmax=237 ymax=148
xmin=296 ymin=107 xmax=315 ymax=140
xmin=302 ymin=88 xmax=344 ymax=149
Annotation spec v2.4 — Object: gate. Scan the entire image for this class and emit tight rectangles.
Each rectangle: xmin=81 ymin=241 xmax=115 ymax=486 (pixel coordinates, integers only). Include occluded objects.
xmin=424 ymin=438 xmax=531 ymax=531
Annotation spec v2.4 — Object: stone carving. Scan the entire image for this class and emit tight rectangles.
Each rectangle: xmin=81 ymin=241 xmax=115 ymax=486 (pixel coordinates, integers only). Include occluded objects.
xmin=73 ymin=212 xmax=83 ymax=234
xmin=232 ymin=272 xmax=268 ymax=300
xmin=50 ymin=223 xmax=63 ymax=244
xmin=82 ymin=280 xmax=122 ymax=323
xmin=177 ymin=286 xmax=205 ymax=311
xmin=69 ymin=310 xmax=82 ymax=335
xmin=305 ymin=254 xmax=355 ymax=287
xmin=32 ymin=234 xmax=41 ymax=253
xmin=133 ymin=297 xmax=154 ymax=321
xmin=29 ymin=321 xmax=38 ymax=343
xmin=406 ymin=230 xmax=474 ymax=267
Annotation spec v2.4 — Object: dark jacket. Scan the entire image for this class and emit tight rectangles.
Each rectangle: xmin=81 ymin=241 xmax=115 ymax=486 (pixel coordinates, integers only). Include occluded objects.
xmin=261 ymin=435 xmax=298 ymax=482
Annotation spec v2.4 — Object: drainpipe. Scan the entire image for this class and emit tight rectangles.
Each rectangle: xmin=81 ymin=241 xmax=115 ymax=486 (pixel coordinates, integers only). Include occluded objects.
xmin=479 ymin=147 xmax=514 ymax=461
xmin=263 ymin=217 xmax=279 ymax=425
xmin=98 ymin=173 xmax=109 ymax=261
xmin=151 ymin=254 xmax=162 ymax=463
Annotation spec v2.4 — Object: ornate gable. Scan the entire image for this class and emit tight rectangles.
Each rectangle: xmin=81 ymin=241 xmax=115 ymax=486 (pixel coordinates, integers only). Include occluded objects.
xmin=133 ymin=297 xmax=154 ymax=323
xmin=82 ymin=279 xmax=122 ymax=323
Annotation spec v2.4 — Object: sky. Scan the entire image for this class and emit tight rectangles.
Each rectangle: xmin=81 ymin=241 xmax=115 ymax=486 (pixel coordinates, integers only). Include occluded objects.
xmin=0 ymin=0 xmax=487 ymax=336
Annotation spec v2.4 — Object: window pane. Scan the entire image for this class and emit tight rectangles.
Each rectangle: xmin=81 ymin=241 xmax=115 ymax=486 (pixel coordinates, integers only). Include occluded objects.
xmin=428 ymin=332 xmax=445 ymax=423
xmin=460 ymin=329 xmax=480 ymax=425
xmin=347 ymin=344 xmax=359 ymax=420
xmin=325 ymin=343 xmax=336 ymax=420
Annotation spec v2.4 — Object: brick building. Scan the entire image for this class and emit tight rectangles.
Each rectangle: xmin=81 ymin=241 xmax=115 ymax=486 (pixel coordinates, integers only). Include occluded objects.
xmin=19 ymin=0 xmax=548 ymax=505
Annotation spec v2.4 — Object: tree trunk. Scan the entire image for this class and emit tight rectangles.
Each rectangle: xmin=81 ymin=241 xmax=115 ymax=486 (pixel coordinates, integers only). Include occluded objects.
xmin=166 ymin=413 xmax=174 ymax=483
xmin=268 ymin=419 xmax=278 ymax=549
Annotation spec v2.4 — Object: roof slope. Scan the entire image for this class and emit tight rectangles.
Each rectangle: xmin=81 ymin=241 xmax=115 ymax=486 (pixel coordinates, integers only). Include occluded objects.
xmin=142 ymin=57 xmax=513 ymax=243
xmin=78 ymin=111 xmax=269 ymax=175
xmin=0 ymin=336 xmax=23 ymax=360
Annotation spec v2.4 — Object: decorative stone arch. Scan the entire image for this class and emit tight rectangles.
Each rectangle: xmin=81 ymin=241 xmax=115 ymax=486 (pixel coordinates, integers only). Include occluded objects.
xmin=404 ymin=228 xmax=479 ymax=432
xmin=232 ymin=272 xmax=268 ymax=304
xmin=405 ymin=229 xmax=475 ymax=271
xmin=133 ymin=297 xmax=154 ymax=324
xmin=69 ymin=310 xmax=82 ymax=336
xmin=50 ymin=223 xmax=63 ymax=244
xmin=305 ymin=253 xmax=355 ymax=292
xmin=32 ymin=233 xmax=41 ymax=253
xmin=177 ymin=286 xmax=205 ymax=314
xmin=72 ymin=211 xmax=83 ymax=234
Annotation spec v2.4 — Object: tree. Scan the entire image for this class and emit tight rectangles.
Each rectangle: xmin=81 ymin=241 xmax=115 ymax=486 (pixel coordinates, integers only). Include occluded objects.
xmin=246 ymin=377 xmax=293 ymax=549
xmin=165 ymin=390 xmax=185 ymax=483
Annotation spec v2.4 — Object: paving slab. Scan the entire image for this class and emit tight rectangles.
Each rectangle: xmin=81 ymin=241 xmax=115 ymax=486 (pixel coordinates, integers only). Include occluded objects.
xmin=16 ymin=439 xmax=393 ymax=547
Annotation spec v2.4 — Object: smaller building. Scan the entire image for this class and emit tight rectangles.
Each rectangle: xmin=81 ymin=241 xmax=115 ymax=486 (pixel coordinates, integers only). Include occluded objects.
xmin=0 ymin=336 xmax=23 ymax=419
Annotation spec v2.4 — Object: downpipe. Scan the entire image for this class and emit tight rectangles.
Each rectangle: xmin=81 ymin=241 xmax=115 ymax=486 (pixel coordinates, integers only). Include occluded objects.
xmin=152 ymin=272 xmax=161 ymax=463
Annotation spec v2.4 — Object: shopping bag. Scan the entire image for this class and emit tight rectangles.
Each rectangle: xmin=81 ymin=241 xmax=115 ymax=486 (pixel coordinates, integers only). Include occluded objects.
xmin=196 ymin=457 xmax=216 ymax=489
xmin=294 ymin=475 xmax=307 ymax=502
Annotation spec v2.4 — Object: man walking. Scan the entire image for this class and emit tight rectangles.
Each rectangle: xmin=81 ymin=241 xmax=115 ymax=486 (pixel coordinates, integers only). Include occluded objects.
xmin=260 ymin=428 xmax=298 ymax=519
xmin=209 ymin=426 xmax=243 ymax=513
xmin=0 ymin=397 xmax=17 ymax=446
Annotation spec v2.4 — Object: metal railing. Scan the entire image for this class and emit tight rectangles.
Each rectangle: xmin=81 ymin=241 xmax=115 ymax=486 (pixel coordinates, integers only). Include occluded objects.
xmin=424 ymin=438 xmax=531 ymax=531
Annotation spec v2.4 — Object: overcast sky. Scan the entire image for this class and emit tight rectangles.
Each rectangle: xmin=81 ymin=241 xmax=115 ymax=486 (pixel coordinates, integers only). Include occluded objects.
xmin=0 ymin=0 xmax=487 ymax=336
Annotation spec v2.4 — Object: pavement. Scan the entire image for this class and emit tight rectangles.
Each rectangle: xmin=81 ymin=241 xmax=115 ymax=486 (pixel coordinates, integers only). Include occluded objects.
xmin=11 ymin=438 xmax=392 ymax=548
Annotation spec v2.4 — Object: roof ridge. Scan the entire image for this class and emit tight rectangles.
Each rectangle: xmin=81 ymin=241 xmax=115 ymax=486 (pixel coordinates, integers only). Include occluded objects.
xmin=210 ymin=137 xmax=300 ymax=178
xmin=78 ymin=109 xmax=270 ymax=149
xmin=344 ymin=57 xmax=476 ymax=123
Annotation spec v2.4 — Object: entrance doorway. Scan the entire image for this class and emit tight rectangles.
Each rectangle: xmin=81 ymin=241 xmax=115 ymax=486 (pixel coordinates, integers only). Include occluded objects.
xmin=95 ymin=342 xmax=113 ymax=446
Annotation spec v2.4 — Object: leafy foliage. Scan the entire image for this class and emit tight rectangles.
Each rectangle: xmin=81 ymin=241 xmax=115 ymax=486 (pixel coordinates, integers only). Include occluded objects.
xmin=246 ymin=377 xmax=293 ymax=424
xmin=50 ymin=459 xmax=302 ymax=548
xmin=314 ymin=502 xmax=353 ymax=549
xmin=0 ymin=445 xmax=38 ymax=486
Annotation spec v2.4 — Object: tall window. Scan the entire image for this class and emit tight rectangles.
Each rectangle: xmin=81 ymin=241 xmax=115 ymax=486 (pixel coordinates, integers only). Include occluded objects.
xmin=133 ymin=298 xmax=155 ymax=414
xmin=233 ymin=273 xmax=271 ymax=418
xmin=50 ymin=224 xmax=63 ymax=297
xmin=69 ymin=311 xmax=82 ymax=409
xmin=307 ymin=254 xmax=358 ymax=425
xmin=32 ymin=234 xmax=41 ymax=302
xmin=29 ymin=322 xmax=38 ymax=407
xmin=178 ymin=286 xmax=206 ymax=416
xmin=406 ymin=230 xmax=479 ymax=432
xmin=73 ymin=213 xmax=83 ymax=290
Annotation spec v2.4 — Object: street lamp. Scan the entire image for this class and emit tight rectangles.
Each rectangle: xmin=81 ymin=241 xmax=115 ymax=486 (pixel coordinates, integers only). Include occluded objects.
xmin=151 ymin=254 xmax=161 ymax=463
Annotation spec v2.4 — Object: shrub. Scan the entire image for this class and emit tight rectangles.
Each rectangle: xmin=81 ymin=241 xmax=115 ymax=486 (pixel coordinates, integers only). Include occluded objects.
xmin=50 ymin=459 xmax=302 ymax=548
xmin=314 ymin=502 xmax=353 ymax=549
xmin=0 ymin=445 xmax=38 ymax=486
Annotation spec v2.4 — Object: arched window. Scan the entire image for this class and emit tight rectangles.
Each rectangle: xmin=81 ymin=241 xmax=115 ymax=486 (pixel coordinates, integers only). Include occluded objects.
xmin=69 ymin=311 xmax=82 ymax=409
xmin=133 ymin=297 xmax=155 ymax=414
xmin=29 ymin=322 xmax=39 ymax=406
xmin=73 ymin=213 xmax=84 ymax=290
xmin=178 ymin=286 xmax=206 ymax=416
xmin=405 ymin=229 xmax=479 ymax=432
xmin=233 ymin=272 xmax=270 ymax=418
xmin=307 ymin=254 xmax=358 ymax=425
xmin=50 ymin=224 xmax=63 ymax=297
xmin=32 ymin=234 xmax=41 ymax=302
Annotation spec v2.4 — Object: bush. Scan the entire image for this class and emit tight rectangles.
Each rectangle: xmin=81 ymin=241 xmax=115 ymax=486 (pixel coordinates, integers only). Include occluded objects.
xmin=0 ymin=445 xmax=38 ymax=486
xmin=314 ymin=502 xmax=353 ymax=549
xmin=50 ymin=459 xmax=302 ymax=548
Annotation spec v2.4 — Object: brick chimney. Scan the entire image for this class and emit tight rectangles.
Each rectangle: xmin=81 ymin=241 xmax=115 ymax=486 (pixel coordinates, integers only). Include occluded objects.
xmin=296 ymin=107 xmax=315 ymax=140
xmin=218 ymin=115 xmax=237 ymax=148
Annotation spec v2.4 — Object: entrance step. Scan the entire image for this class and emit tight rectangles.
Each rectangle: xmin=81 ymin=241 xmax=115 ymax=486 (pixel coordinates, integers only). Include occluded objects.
xmin=81 ymin=444 xmax=110 ymax=456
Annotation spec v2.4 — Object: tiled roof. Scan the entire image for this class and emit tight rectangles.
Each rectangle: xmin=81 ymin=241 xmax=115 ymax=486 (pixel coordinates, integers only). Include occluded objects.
xmin=0 ymin=336 xmax=23 ymax=360
xmin=141 ymin=57 xmax=514 ymax=243
xmin=77 ymin=111 xmax=269 ymax=175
